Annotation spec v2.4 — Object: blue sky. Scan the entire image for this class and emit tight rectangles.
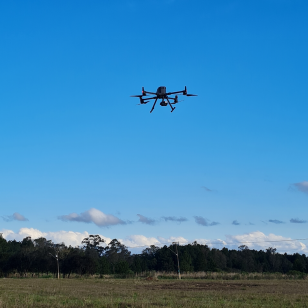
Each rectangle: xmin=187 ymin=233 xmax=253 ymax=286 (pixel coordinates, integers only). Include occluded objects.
xmin=1 ymin=0 xmax=308 ymax=253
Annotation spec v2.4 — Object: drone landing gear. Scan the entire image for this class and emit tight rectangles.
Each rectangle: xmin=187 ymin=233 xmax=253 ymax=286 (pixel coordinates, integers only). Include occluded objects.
xmin=149 ymin=97 xmax=176 ymax=113
xmin=150 ymin=98 xmax=158 ymax=113
xmin=166 ymin=97 xmax=175 ymax=113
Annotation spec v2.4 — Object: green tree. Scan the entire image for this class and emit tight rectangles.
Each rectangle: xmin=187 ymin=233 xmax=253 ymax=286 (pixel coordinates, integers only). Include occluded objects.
xmin=179 ymin=250 xmax=193 ymax=272
xmin=98 ymin=256 xmax=111 ymax=275
xmin=115 ymin=261 xmax=130 ymax=274
xmin=82 ymin=235 xmax=105 ymax=256
xmin=104 ymin=239 xmax=131 ymax=273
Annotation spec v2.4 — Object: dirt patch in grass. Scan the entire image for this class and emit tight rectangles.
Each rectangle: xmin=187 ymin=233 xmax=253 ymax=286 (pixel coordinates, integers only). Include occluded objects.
xmin=138 ymin=281 xmax=262 ymax=291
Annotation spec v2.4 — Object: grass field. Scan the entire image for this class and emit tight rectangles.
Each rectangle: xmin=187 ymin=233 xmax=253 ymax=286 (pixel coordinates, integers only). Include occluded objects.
xmin=0 ymin=278 xmax=308 ymax=307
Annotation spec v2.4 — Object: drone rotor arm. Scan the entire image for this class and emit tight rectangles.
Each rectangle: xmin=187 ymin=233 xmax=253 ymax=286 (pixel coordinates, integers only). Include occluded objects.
xmin=143 ymin=91 xmax=156 ymax=96
xmin=141 ymin=97 xmax=157 ymax=105
xmin=142 ymin=96 xmax=158 ymax=100
xmin=132 ymin=95 xmax=158 ymax=105
xmin=141 ymin=96 xmax=158 ymax=104
xmin=166 ymin=90 xmax=185 ymax=96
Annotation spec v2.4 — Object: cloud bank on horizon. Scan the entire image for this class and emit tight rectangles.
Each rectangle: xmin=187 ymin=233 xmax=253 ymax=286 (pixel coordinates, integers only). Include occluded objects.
xmin=1 ymin=228 xmax=307 ymax=254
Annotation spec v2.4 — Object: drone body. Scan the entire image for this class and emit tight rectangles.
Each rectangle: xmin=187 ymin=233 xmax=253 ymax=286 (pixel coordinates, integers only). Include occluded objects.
xmin=131 ymin=86 xmax=197 ymax=113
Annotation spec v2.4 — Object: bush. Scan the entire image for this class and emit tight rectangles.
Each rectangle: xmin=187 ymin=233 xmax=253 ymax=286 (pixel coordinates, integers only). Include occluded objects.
xmin=287 ymin=270 xmax=306 ymax=279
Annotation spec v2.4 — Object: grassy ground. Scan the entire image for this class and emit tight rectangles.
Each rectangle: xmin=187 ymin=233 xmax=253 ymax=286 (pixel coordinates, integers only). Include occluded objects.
xmin=0 ymin=278 xmax=308 ymax=307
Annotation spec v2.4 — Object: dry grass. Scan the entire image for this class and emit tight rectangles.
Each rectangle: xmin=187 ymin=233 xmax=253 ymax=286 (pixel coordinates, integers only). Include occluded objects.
xmin=154 ymin=271 xmax=306 ymax=280
xmin=0 ymin=278 xmax=308 ymax=307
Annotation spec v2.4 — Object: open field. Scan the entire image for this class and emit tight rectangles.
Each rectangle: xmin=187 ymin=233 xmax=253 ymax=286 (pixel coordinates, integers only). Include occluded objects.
xmin=0 ymin=278 xmax=308 ymax=307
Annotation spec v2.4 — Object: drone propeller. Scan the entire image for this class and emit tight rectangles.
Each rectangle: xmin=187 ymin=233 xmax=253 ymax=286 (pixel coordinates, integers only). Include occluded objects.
xmin=131 ymin=95 xmax=143 ymax=97
xmin=183 ymin=86 xmax=197 ymax=96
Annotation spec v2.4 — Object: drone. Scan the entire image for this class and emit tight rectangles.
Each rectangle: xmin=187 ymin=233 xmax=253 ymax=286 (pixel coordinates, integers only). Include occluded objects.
xmin=131 ymin=86 xmax=197 ymax=113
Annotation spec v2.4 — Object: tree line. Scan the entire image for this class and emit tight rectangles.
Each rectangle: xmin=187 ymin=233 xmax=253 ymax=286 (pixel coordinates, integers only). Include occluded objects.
xmin=0 ymin=234 xmax=307 ymax=277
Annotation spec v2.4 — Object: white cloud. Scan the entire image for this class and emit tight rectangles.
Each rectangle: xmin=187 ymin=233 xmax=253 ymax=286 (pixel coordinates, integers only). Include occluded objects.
xmin=1 ymin=229 xmax=15 ymax=239
xmin=120 ymin=235 xmax=160 ymax=248
xmin=0 ymin=228 xmax=112 ymax=247
xmin=0 ymin=228 xmax=188 ymax=249
xmin=48 ymin=230 xmax=112 ymax=247
xmin=224 ymin=231 xmax=308 ymax=254
xmin=189 ymin=231 xmax=308 ymax=254
xmin=194 ymin=238 xmax=227 ymax=247
xmin=18 ymin=228 xmax=45 ymax=240
xmin=58 ymin=208 xmax=125 ymax=227
xmin=157 ymin=236 xmax=189 ymax=245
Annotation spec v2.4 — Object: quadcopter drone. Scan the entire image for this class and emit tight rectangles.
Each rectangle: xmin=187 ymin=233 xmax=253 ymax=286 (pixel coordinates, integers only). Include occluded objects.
xmin=131 ymin=86 xmax=197 ymax=113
